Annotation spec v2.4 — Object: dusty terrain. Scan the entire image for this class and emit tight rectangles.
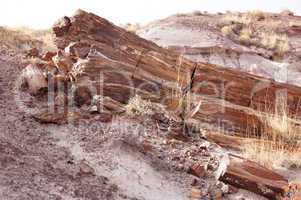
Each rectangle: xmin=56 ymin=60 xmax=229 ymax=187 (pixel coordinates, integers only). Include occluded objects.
xmin=138 ymin=11 xmax=301 ymax=86
xmin=0 ymin=9 xmax=301 ymax=200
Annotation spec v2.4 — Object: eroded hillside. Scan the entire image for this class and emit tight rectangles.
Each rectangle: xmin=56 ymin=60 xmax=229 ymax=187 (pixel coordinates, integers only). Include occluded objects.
xmin=138 ymin=10 xmax=301 ymax=86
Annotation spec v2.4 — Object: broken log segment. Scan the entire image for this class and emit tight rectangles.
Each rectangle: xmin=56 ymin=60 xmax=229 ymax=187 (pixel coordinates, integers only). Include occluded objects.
xmin=219 ymin=154 xmax=289 ymax=200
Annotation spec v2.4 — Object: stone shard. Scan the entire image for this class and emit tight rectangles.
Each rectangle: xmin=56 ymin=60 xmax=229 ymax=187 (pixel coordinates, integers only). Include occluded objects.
xmin=188 ymin=163 xmax=207 ymax=178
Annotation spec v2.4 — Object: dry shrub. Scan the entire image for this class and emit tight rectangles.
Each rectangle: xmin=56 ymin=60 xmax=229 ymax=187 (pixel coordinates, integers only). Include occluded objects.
xmin=0 ymin=26 xmax=56 ymax=52
xmin=239 ymin=27 xmax=252 ymax=43
xmin=0 ymin=27 xmax=38 ymax=49
xmin=243 ymin=141 xmax=301 ymax=169
xmin=243 ymin=100 xmax=301 ymax=169
xmin=223 ymin=10 xmax=265 ymax=25
xmin=192 ymin=10 xmax=203 ymax=16
xmin=223 ymin=13 xmax=252 ymax=25
xmin=124 ymin=23 xmax=141 ymax=33
xmin=268 ymin=20 xmax=283 ymax=29
xmin=260 ymin=32 xmax=290 ymax=55
xmin=221 ymin=26 xmax=233 ymax=36
xmin=125 ymin=95 xmax=164 ymax=117
xmin=247 ymin=10 xmax=265 ymax=20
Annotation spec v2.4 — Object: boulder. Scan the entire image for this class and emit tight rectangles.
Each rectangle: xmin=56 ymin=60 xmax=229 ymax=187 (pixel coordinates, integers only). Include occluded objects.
xmin=22 ymin=64 xmax=47 ymax=95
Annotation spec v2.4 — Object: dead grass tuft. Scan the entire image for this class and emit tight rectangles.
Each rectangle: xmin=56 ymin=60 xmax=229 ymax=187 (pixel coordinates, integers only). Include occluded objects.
xmin=243 ymin=99 xmax=301 ymax=169
xmin=221 ymin=26 xmax=233 ymax=36
xmin=223 ymin=10 xmax=265 ymax=25
xmin=123 ymin=23 xmax=141 ymax=33
xmin=243 ymin=141 xmax=301 ymax=169
xmin=247 ymin=10 xmax=265 ymax=21
xmin=238 ymin=27 xmax=252 ymax=44
xmin=221 ymin=11 xmax=290 ymax=55
xmin=260 ymin=32 xmax=290 ymax=55
xmin=0 ymin=26 xmax=56 ymax=52
xmin=223 ymin=13 xmax=252 ymax=25
xmin=125 ymin=95 xmax=164 ymax=117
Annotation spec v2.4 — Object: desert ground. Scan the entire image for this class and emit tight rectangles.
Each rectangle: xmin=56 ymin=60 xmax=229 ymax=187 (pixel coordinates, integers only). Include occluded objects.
xmin=0 ymin=9 xmax=301 ymax=200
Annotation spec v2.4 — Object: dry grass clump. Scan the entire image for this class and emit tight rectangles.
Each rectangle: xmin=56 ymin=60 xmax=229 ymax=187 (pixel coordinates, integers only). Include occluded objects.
xmin=223 ymin=10 xmax=265 ymax=25
xmin=125 ymin=95 xmax=164 ymax=116
xmin=221 ymin=26 xmax=233 ymax=36
xmin=243 ymin=141 xmax=301 ymax=169
xmin=223 ymin=13 xmax=252 ymax=25
xmin=221 ymin=11 xmax=290 ymax=55
xmin=243 ymin=102 xmax=301 ymax=169
xmin=192 ymin=10 xmax=203 ymax=16
xmin=0 ymin=26 xmax=56 ymax=52
xmin=260 ymin=32 xmax=290 ymax=55
xmin=220 ymin=23 xmax=290 ymax=55
xmin=238 ymin=27 xmax=252 ymax=44
xmin=247 ymin=10 xmax=265 ymax=21
xmin=0 ymin=26 xmax=38 ymax=49
xmin=123 ymin=23 xmax=141 ymax=33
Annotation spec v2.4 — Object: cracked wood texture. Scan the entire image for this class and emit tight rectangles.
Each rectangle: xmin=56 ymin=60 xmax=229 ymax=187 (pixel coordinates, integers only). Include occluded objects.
xmin=52 ymin=10 xmax=301 ymax=134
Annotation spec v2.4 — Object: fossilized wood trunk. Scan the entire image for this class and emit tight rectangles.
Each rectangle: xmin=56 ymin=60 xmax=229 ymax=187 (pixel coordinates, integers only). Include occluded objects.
xmin=51 ymin=10 xmax=301 ymax=134
xmin=219 ymin=154 xmax=289 ymax=200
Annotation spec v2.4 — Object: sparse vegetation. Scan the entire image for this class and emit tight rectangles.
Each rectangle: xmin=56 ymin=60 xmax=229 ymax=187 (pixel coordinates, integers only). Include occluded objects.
xmin=192 ymin=10 xmax=203 ymax=16
xmin=221 ymin=25 xmax=233 ymax=36
xmin=222 ymin=10 xmax=265 ymax=25
xmin=238 ymin=27 xmax=252 ymax=44
xmin=125 ymin=95 xmax=162 ymax=116
xmin=247 ymin=10 xmax=265 ymax=21
xmin=223 ymin=13 xmax=252 ymax=25
xmin=220 ymin=10 xmax=293 ymax=55
xmin=243 ymin=100 xmax=301 ymax=169
xmin=124 ymin=23 xmax=141 ymax=33
xmin=260 ymin=32 xmax=290 ymax=55
xmin=0 ymin=26 xmax=56 ymax=52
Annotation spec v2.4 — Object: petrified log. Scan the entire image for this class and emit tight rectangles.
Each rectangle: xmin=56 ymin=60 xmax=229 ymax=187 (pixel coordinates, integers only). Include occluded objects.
xmin=219 ymin=154 xmax=289 ymax=200
xmin=52 ymin=10 xmax=301 ymax=117
xmin=47 ymin=10 xmax=301 ymax=135
xmin=22 ymin=64 xmax=47 ymax=95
